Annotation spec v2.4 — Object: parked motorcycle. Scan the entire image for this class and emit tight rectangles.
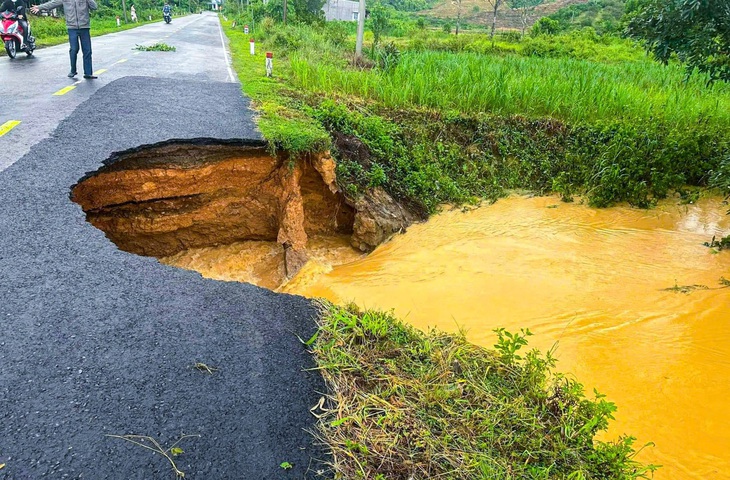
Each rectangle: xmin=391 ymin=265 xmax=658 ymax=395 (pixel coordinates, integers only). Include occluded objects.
xmin=1 ymin=11 xmax=34 ymax=58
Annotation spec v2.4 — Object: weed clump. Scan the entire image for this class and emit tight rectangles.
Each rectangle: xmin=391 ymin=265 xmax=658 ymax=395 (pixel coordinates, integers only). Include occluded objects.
xmin=311 ymin=303 xmax=658 ymax=479
xmin=135 ymin=42 xmax=176 ymax=52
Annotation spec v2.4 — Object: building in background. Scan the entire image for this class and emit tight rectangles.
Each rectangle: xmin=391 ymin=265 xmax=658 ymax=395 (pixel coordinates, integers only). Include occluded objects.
xmin=323 ymin=0 xmax=359 ymax=21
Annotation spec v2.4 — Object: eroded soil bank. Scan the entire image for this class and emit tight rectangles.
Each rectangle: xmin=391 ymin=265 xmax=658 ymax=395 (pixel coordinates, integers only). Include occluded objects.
xmin=71 ymin=141 xmax=414 ymax=282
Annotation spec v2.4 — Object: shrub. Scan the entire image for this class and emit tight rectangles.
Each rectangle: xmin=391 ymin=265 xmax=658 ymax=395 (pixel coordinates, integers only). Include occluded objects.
xmin=325 ymin=21 xmax=349 ymax=47
xmin=376 ymin=41 xmax=401 ymax=71
xmin=500 ymin=30 xmax=522 ymax=43
xmin=531 ymin=17 xmax=560 ymax=36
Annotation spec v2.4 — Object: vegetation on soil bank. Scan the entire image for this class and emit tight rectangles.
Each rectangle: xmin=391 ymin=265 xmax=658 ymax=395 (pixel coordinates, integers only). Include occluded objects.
xmin=311 ymin=303 xmax=658 ymax=479
xmin=224 ymin=18 xmax=730 ymax=211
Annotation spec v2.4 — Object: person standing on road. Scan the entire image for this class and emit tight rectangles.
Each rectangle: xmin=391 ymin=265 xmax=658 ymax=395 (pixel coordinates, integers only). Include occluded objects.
xmin=30 ymin=0 xmax=98 ymax=79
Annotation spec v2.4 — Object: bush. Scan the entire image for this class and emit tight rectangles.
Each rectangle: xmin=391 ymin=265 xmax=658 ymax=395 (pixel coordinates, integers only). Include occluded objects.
xmin=500 ymin=30 xmax=522 ymax=43
xmin=376 ymin=41 xmax=401 ymax=71
xmin=531 ymin=17 xmax=560 ymax=36
xmin=325 ymin=21 xmax=349 ymax=47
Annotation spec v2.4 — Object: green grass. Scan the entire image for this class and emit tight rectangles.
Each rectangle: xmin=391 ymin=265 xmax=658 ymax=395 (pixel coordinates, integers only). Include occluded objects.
xmin=397 ymin=29 xmax=647 ymax=64
xmin=311 ymin=303 xmax=658 ymax=479
xmin=223 ymin=19 xmax=331 ymax=154
xmin=135 ymin=42 xmax=176 ymax=51
xmin=290 ymin=50 xmax=730 ymax=130
xmin=221 ymin=19 xmax=730 ymax=210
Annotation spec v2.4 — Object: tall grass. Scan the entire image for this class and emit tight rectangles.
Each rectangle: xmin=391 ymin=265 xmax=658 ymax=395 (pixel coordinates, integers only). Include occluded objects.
xmin=290 ymin=50 xmax=730 ymax=129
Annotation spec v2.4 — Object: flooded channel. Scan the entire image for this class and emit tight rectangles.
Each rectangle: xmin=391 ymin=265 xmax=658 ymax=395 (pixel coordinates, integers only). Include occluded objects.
xmin=167 ymin=195 xmax=730 ymax=479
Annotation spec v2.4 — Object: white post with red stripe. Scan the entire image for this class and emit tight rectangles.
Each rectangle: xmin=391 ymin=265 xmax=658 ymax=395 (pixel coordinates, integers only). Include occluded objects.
xmin=265 ymin=52 xmax=273 ymax=77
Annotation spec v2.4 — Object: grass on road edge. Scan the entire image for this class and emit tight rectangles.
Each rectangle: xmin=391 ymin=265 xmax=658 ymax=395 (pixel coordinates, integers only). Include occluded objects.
xmin=310 ymin=303 xmax=657 ymax=479
xmin=222 ymin=18 xmax=330 ymax=155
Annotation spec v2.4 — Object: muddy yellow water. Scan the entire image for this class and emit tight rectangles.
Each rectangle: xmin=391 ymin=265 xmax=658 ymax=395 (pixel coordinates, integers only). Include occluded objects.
xmin=168 ymin=195 xmax=730 ymax=479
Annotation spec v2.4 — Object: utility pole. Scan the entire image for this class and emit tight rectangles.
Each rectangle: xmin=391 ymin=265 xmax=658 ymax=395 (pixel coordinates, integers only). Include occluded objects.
xmin=355 ymin=0 xmax=365 ymax=59
xmin=283 ymin=0 xmax=287 ymax=24
xmin=121 ymin=0 xmax=128 ymax=22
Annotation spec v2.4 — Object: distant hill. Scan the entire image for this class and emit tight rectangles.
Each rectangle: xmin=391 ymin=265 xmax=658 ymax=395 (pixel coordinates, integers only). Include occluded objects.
xmin=541 ymin=0 xmax=626 ymax=34
xmin=423 ymin=0 xmax=592 ymax=30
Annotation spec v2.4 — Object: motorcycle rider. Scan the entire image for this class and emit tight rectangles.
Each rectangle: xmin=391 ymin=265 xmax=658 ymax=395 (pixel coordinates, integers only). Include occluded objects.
xmin=162 ymin=0 xmax=172 ymax=20
xmin=0 ymin=0 xmax=31 ymax=46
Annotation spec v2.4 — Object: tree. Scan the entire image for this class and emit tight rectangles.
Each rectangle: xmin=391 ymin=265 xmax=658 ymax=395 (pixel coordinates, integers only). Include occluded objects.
xmin=291 ymin=0 xmax=325 ymax=23
xmin=627 ymin=0 xmax=730 ymax=83
xmin=370 ymin=2 xmax=391 ymax=55
xmin=507 ymin=0 xmax=543 ymax=37
xmin=531 ymin=16 xmax=559 ymax=36
xmin=484 ymin=0 xmax=503 ymax=41
xmin=453 ymin=0 xmax=461 ymax=36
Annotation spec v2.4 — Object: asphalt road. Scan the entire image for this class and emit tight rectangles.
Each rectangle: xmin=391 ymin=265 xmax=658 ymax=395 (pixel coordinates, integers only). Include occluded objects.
xmin=0 ymin=12 xmax=235 ymax=171
xmin=0 ymin=14 xmax=330 ymax=480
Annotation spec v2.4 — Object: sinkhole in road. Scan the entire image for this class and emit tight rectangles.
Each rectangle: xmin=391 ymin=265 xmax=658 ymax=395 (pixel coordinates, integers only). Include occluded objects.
xmin=71 ymin=140 xmax=373 ymax=289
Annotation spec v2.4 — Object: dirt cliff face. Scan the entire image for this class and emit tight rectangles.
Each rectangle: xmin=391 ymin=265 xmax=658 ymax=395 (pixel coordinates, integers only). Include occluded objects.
xmin=71 ymin=143 xmax=355 ymax=278
xmin=72 ymin=141 xmax=417 ymax=282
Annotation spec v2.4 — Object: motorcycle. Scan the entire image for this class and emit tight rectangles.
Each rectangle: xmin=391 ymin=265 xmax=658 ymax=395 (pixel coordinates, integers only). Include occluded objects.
xmin=1 ymin=11 xmax=34 ymax=58
xmin=163 ymin=12 xmax=171 ymax=23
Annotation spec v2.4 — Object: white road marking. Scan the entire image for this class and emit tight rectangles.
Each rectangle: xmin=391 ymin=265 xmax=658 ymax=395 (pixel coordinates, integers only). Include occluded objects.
xmin=216 ymin=16 xmax=235 ymax=83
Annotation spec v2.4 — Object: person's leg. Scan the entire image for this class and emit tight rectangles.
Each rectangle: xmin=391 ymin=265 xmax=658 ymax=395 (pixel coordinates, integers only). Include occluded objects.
xmin=20 ymin=19 xmax=28 ymax=44
xmin=68 ymin=29 xmax=79 ymax=76
xmin=79 ymin=29 xmax=93 ymax=77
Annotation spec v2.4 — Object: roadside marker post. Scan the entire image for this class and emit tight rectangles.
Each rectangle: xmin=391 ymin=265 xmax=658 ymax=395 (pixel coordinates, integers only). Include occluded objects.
xmin=116 ymin=16 xmax=120 ymax=26
xmin=265 ymin=52 xmax=272 ymax=77
xmin=244 ymin=24 xmax=249 ymax=34
xmin=250 ymin=38 xmax=255 ymax=55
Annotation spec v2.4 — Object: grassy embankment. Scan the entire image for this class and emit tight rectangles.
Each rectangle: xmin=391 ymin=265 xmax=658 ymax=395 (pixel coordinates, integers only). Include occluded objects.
xmin=223 ymin=19 xmax=672 ymax=478
xmin=226 ymin=20 xmax=730 ymax=212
